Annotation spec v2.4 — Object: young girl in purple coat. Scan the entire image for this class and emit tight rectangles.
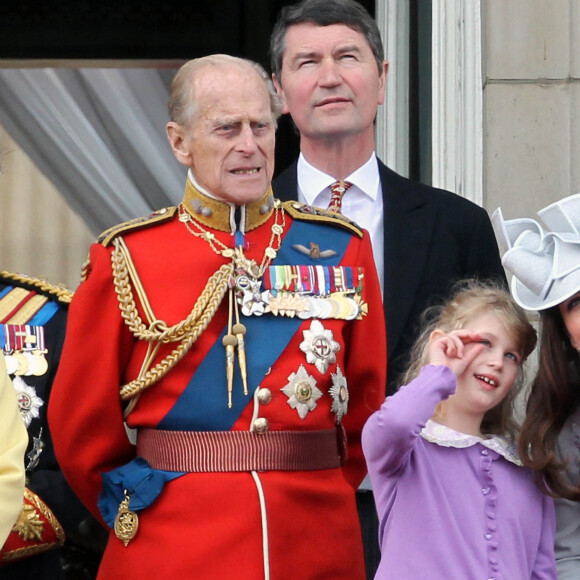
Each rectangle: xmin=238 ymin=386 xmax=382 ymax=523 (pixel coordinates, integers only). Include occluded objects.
xmin=362 ymin=281 xmax=557 ymax=580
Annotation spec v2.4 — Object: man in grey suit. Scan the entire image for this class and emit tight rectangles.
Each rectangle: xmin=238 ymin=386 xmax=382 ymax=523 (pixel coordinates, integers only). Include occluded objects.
xmin=270 ymin=0 xmax=506 ymax=576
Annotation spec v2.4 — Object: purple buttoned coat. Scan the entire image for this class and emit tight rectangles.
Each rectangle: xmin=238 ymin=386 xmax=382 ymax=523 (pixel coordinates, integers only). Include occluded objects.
xmin=362 ymin=364 xmax=557 ymax=580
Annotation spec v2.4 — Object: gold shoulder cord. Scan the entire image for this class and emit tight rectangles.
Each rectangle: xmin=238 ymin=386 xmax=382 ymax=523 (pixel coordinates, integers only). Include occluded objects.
xmin=111 ymin=237 xmax=233 ymax=416
xmin=0 ymin=270 xmax=73 ymax=304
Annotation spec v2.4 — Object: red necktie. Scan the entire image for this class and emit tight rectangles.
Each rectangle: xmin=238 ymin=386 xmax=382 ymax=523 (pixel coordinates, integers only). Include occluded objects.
xmin=327 ymin=181 xmax=352 ymax=213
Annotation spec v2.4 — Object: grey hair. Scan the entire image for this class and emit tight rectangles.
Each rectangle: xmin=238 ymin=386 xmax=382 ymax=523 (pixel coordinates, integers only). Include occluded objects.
xmin=270 ymin=0 xmax=384 ymax=81
xmin=168 ymin=54 xmax=283 ymax=127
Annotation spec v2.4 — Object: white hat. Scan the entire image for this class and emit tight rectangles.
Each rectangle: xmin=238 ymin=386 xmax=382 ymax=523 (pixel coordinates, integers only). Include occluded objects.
xmin=492 ymin=193 xmax=580 ymax=311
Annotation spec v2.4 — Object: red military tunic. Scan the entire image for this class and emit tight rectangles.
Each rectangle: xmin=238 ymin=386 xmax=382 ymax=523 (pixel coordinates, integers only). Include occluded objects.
xmin=49 ymin=183 xmax=386 ymax=579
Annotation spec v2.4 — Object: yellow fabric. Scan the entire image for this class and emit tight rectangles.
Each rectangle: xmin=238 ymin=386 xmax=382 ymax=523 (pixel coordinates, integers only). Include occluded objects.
xmin=0 ymin=356 xmax=27 ymax=547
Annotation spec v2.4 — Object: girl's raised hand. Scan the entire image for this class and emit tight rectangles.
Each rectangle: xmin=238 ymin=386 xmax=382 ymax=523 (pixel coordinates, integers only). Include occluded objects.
xmin=427 ymin=329 xmax=485 ymax=377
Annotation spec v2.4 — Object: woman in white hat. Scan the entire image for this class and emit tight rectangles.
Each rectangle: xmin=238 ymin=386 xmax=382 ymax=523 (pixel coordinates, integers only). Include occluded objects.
xmin=493 ymin=194 xmax=580 ymax=579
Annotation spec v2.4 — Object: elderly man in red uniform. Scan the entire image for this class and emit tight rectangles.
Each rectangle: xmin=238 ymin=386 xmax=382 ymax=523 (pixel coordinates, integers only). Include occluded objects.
xmin=49 ymin=54 xmax=386 ymax=579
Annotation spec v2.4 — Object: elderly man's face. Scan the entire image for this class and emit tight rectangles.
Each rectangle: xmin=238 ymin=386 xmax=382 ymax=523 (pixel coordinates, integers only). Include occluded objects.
xmin=169 ymin=64 xmax=276 ymax=205
xmin=274 ymin=23 xmax=387 ymax=142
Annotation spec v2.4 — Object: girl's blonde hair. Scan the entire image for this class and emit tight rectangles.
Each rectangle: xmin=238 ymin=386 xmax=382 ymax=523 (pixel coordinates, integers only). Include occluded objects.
xmin=399 ymin=280 xmax=537 ymax=438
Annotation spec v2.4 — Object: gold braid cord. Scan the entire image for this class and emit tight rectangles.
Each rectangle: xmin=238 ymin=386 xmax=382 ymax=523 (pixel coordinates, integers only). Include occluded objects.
xmin=0 ymin=270 xmax=73 ymax=304
xmin=111 ymin=238 xmax=233 ymax=402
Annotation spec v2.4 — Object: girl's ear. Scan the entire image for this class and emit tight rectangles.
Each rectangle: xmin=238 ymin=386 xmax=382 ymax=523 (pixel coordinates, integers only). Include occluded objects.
xmin=429 ymin=329 xmax=445 ymax=342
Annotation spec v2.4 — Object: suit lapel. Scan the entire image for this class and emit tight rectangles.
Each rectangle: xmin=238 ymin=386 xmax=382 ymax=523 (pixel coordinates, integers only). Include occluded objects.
xmin=380 ymin=162 xmax=437 ymax=359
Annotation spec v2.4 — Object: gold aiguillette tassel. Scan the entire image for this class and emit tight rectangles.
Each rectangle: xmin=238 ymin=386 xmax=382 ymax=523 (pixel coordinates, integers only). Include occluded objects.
xmin=233 ymin=297 xmax=248 ymax=395
xmin=223 ymin=334 xmax=237 ymax=408
xmin=114 ymin=490 xmax=139 ymax=546
xmin=223 ymin=288 xmax=237 ymax=408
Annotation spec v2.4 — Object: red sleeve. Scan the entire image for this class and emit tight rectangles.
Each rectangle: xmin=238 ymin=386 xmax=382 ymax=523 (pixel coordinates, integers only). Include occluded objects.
xmin=48 ymin=243 xmax=135 ymax=523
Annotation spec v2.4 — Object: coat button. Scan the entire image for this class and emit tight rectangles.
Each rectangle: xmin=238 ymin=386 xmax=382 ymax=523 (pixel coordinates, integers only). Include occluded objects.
xmin=253 ymin=418 xmax=269 ymax=433
xmin=257 ymin=388 xmax=272 ymax=405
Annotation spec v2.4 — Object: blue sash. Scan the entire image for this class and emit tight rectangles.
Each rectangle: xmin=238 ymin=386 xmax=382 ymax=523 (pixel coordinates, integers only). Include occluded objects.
xmin=159 ymin=219 xmax=352 ymax=430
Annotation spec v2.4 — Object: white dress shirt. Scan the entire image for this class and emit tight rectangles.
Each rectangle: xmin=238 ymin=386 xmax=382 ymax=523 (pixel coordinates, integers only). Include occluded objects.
xmin=296 ymin=153 xmax=385 ymax=293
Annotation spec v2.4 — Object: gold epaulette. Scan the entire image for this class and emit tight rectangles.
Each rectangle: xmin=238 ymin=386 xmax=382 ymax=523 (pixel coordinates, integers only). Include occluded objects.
xmin=0 ymin=271 xmax=72 ymax=304
xmin=282 ymin=201 xmax=363 ymax=238
xmin=98 ymin=207 xmax=178 ymax=247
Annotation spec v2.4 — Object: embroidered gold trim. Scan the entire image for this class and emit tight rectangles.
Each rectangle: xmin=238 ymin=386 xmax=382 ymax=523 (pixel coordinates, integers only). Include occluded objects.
xmin=182 ymin=180 xmax=274 ymax=232
xmin=98 ymin=207 xmax=178 ymax=247
xmin=282 ymin=201 xmax=363 ymax=238
xmin=1 ymin=541 xmax=62 ymax=562
xmin=2 ymin=487 xmax=66 ymax=562
xmin=23 ymin=487 xmax=65 ymax=544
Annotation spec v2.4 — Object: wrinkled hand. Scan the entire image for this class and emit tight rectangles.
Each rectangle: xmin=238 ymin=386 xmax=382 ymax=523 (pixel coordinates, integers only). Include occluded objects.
xmin=427 ymin=329 xmax=485 ymax=377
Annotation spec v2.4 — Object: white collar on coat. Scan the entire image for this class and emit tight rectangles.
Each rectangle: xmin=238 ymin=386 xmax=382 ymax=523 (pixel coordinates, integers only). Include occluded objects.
xmin=421 ymin=419 xmax=522 ymax=466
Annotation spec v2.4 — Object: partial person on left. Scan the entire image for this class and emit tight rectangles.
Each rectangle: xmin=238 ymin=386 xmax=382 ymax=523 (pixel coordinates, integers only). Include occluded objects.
xmin=0 ymin=271 xmax=100 ymax=579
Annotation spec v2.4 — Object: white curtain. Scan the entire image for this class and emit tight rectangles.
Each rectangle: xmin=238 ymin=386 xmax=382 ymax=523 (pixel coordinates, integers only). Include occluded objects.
xmin=0 ymin=68 xmax=187 ymax=234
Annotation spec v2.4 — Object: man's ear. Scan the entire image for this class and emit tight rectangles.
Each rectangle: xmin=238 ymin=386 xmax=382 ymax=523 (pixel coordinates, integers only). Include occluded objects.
xmin=166 ymin=122 xmax=192 ymax=167
xmin=272 ymin=74 xmax=290 ymax=115
xmin=377 ymin=60 xmax=389 ymax=106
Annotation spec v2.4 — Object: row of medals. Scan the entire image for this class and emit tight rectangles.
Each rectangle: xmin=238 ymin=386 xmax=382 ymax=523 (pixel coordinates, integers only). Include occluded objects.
xmin=3 ymin=349 xmax=48 ymax=377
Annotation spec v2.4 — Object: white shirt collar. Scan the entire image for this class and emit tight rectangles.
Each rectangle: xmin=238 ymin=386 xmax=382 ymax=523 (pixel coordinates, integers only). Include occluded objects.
xmin=296 ymin=152 xmax=379 ymax=205
xmin=420 ymin=419 xmax=522 ymax=466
